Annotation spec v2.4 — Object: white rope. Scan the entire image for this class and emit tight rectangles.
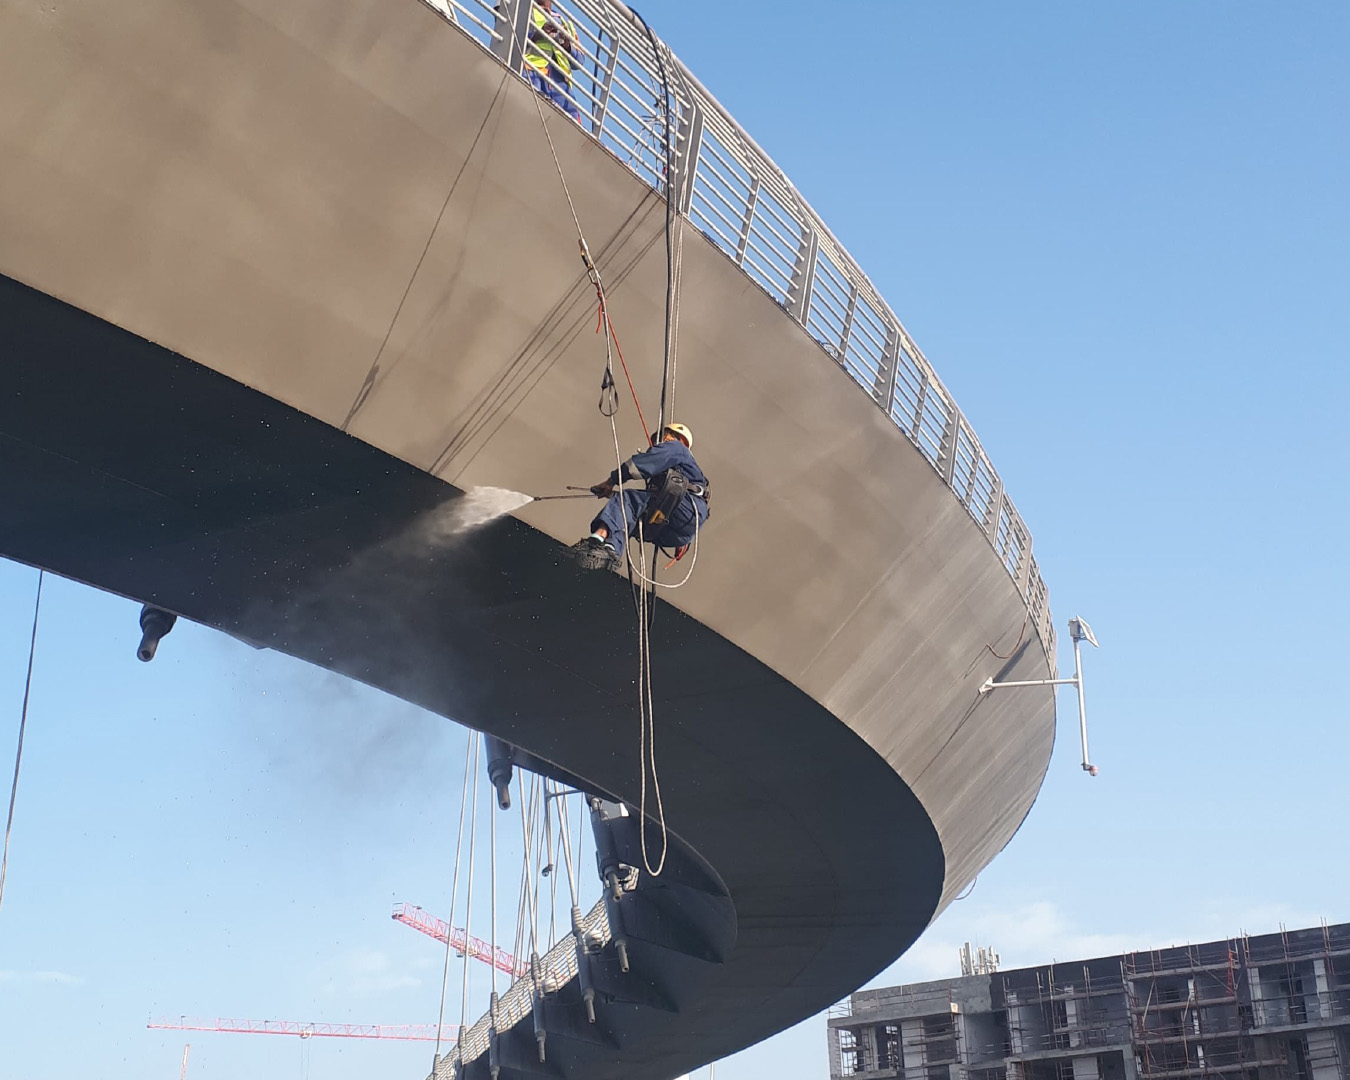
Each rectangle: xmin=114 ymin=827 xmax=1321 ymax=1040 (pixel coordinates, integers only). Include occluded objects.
xmin=489 ymin=759 xmax=498 ymax=1007
xmin=433 ymin=727 xmax=477 ymax=1064
xmin=0 ymin=570 xmax=42 ymax=921
xmin=542 ymin=784 xmax=558 ymax=949
xmin=516 ymin=774 xmax=541 ymax=966
xmin=634 ymin=524 xmax=668 ymax=877
xmin=555 ymin=783 xmax=580 ymax=911
xmin=623 ymin=510 xmax=700 ymax=589
xmin=457 ymin=732 xmax=482 ymax=1069
xmin=534 ymin=92 xmax=672 ymax=877
xmin=574 ymin=791 xmax=586 ymax=894
xmin=532 ymin=92 xmax=590 ymax=269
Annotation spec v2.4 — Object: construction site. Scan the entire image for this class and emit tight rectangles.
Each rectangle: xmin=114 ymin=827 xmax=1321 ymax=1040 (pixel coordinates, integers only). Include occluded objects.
xmin=828 ymin=923 xmax=1350 ymax=1080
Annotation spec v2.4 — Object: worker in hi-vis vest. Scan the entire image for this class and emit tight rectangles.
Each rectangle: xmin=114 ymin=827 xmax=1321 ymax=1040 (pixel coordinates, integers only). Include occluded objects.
xmin=524 ymin=0 xmax=582 ymax=122
xmin=573 ymin=423 xmax=711 ymax=570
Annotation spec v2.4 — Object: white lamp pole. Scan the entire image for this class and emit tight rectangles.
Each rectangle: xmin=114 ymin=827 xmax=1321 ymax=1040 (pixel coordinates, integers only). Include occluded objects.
xmin=979 ymin=617 xmax=1100 ymax=776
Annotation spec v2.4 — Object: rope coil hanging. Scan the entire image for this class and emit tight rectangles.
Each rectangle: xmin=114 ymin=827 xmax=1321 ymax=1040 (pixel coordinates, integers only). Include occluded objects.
xmin=531 ymin=85 xmax=679 ymax=876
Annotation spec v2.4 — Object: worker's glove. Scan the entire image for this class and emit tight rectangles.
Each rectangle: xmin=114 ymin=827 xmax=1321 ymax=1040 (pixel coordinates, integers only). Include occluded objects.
xmin=590 ymin=482 xmax=614 ymax=498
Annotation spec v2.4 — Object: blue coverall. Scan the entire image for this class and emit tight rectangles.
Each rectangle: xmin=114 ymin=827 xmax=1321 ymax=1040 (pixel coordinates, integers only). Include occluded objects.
xmin=592 ymin=441 xmax=710 ymax=560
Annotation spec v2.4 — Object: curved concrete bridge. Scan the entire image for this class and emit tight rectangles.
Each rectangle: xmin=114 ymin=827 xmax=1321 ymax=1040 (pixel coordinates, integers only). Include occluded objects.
xmin=0 ymin=1 xmax=1057 ymax=1077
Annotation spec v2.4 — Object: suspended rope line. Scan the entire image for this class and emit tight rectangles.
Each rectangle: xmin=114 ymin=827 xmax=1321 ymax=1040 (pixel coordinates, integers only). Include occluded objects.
xmin=531 ymin=92 xmax=651 ymax=437
xmin=554 ymin=784 xmax=580 ymax=913
xmin=543 ymin=782 xmax=558 ymax=950
xmin=631 ymin=7 xmax=682 ymax=432
xmin=633 ymin=527 xmax=668 ymax=876
xmin=531 ymin=83 xmax=675 ymax=878
xmin=625 ymin=512 xmax=700 ymax=590
xmin=456 ymin=732 xmax=482 ymax=1071
xmin=514 ymin=774 xmax=541 ymax=969
xmin=488 ymin=758 xmax=500 ymax=1056
xmin=433 ymin=727 xmax=477 ymax=1066
xmin=574 ymin=791 xmax=586 ymax=896
xmin=0 ymin=570 xmax=43 ymax=920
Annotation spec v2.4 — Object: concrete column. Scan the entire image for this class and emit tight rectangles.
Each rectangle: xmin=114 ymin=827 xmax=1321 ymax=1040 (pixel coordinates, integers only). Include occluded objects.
xmin=1007 ymin=1006 xmax=1025 ymax=1056
xmin=1249 ymin=968 xmax=1266 ymax=1027
xmin=903 ymin=1019 xmax=926 ymax=1077
xmin=1305 ymin=1030 xmax=1341 ymax=1080
xmin=1073 ymin=1057 xmax=1101 ymax=1080
xmin=860 ymin=1026 xmax=879 ymax=1074
xmin=1065 ymin=988 xmax=1082 ymax=1049
xmin=1314 ymin=960 xmax=1331 ymax=1021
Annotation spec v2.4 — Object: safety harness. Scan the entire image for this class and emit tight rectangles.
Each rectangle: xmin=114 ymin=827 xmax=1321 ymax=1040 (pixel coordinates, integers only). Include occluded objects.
xmin=641 ymin=469 xmax=710 ymax=530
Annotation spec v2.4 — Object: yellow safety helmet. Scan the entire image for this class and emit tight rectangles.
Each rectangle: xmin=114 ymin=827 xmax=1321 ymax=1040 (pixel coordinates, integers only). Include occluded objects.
xmin=661 ymin=422 xmax=693 ymax=449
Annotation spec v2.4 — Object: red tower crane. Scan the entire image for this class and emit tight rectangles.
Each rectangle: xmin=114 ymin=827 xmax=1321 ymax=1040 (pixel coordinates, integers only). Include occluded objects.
xmin=391 ymin=902 xmax=526 ymax=977
xmin=147 ymin=1017 xmax=451 ymax=1042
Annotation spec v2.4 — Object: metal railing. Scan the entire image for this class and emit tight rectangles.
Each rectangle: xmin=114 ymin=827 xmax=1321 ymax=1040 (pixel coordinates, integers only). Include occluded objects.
xmin=419 ymin=0 xmax=1055 ymax=660
xmin=429 ymin=895 xmax=612 ymax=1075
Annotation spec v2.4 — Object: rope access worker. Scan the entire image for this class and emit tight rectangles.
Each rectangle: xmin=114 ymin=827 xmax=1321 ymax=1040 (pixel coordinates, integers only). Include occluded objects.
xmin=573 ymin=423 xmax=710 ymax=570
xmin=524 ymin=0 xmax=582 ymax=123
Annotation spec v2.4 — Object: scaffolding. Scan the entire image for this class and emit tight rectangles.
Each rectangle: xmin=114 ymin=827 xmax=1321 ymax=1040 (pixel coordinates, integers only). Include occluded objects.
xmin=1004 ymin=963 xmax=1130 ymax=1056
xmin=829 ymin=925 xmax=1350 ymax=1080
xmin=1124 ymin=941 xmax=1290 ymax=1080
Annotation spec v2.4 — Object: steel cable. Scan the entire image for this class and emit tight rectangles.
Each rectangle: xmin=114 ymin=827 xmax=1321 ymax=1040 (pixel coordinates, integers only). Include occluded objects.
xmin=456 ymin=732 xmax=482 ymax=1070
xmin=433 ymin=727 xmax=478 ymax=1066
xmin=0 ymin=570 xmax=42 ymax=921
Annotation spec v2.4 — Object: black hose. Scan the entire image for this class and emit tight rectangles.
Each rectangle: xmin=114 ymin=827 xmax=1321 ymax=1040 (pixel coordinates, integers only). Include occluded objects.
xmin=629 ymin=7 xmax=676 ymax=440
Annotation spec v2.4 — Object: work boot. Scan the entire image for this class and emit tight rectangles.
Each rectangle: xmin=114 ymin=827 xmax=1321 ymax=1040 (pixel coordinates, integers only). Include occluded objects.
xmin=571 ymin=536 xmax=619 ymax=570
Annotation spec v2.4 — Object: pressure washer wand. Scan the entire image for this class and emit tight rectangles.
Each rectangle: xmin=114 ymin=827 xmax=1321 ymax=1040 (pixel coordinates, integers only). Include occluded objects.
xmin=531 ymin=492 xmax=604 ymax=502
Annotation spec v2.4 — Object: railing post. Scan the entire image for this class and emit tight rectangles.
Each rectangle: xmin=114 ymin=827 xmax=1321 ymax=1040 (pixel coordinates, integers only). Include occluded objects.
xmin=590 ymin=16 xmax=621 ymax=141
xmin=911 ymin=369 xmax=929 ymax=445
xmin=789 ymin=228 xmax=818 ymax=323
xmin=737 ymin=177 xmax=760 ymax=266
xmin=494 ymin=0 xmax=534 ymax=71
xmin=880 ymin=321 xmax=901 ymax=413
xmin=1014 ymin=529 xmax=1033 ymax=597
xmin=985 ymin=479 xmax=1005 ymax=543
xmin=937 ymin=407 xmax=959 ymax=487
xmin=673 ymin=99 xmax=704 ymax=216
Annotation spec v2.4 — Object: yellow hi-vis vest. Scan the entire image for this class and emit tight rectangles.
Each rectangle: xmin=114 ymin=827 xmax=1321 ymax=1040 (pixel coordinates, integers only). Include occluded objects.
xmin=524 ymin=6 xmax=578 ymax=81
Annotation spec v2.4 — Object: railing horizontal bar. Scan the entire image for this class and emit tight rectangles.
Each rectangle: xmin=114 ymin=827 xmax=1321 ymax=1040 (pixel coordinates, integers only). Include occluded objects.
xmin=741 ymin=248 xmax=791 ymax=290
xmin=739 ymin=248 xmax=788 ymax=291
xmin=438 ymin=0 xmax=503 ymax=39
xmin=689 ymin=208 xmax=742 ymax=253
xmin=742 ymin=233 xmax=796 ymax=277
xmin=692 ymin=171 xmax=748 ymax=223
xmin=698 ymin=139 xmax=753 ymax=189
xmin=694 ymin=152 xmax=751 ymax=202
xmin=809 ymin=281 xmax=850 ymax=322
xmin=690 ymin=190 xmax=743 ymax=239
xmin=747 ymin=208 xmax=801 ymax=254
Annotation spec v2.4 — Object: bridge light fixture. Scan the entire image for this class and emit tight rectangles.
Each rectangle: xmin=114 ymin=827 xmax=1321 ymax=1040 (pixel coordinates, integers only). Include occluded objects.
xmin=978 ymin=616 xmax=1100 ymax=777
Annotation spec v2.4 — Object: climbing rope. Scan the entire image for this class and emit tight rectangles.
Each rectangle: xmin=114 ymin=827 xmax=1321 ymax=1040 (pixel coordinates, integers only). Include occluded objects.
xmin=0 ymin=570 xmax=43 ymax=920
xmin=633 ymin=526 xmax=668 ymax=875
xmin=531 ymin=81 xmax=688 ymax=876
xmin=456 ymin=733 xmax=482 ymax=1070
xmin=541 ymin=781 xmax=558 ymax=949
xmin=554 ymin=784 xmax=581 ymax=913
xmin=515 ymin=774 xmax=542 ymax=967
xmin=433 ymin=728 xmax=477 ymax=1065
xmin=489 ymin=758 xmax=499 ymax=1043
xmin=631 ymin=7 xmax=683 ymax=432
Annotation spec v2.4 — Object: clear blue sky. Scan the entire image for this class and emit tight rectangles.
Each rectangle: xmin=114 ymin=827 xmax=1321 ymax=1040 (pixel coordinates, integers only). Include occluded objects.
xmin=2 ymin=3 xmax=1348 ymax=1078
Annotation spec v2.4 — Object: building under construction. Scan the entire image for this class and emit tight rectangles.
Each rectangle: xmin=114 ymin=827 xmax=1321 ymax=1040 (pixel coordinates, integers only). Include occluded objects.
xmin=829 ymin=923 xmax=1350 ymax=1080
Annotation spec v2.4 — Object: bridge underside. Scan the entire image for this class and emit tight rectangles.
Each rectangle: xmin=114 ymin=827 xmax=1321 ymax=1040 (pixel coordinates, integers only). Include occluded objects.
xmin=0 ymin=273 xmax=946 ymax=1077
xmin=0 ymin=0 xmax=1059 ymax=1073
